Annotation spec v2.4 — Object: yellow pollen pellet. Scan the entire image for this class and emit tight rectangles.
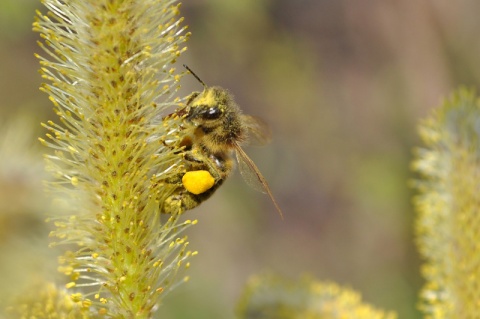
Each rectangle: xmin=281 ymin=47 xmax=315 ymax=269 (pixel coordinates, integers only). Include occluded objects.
xmin=182 ymin=170 xmax=215 ymax=195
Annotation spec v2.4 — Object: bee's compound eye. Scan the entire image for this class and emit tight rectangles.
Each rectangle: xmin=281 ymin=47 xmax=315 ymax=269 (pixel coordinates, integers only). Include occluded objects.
xmin=203 ymin=107 xmax=222 ymax=120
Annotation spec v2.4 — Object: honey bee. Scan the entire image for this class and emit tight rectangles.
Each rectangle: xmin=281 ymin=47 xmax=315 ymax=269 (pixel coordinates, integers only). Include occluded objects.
xmin=161 ymin=65 xmax=283 ymax=218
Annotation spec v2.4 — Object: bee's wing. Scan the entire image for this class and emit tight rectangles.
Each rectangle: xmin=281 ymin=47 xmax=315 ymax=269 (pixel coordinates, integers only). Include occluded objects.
xmin=241 ymin=115 xmax=272 ymax=146
xmin=234 ymin=143 xmax=284 ymax=219
xmin=235 ymin=144 xmax=267 ymax=194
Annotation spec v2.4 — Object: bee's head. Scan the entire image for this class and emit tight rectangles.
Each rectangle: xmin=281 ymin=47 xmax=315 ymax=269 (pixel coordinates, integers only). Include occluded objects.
xmin=182 ymin=65 xmax=245 ymax=144
xmin=185 ymin=87 xmax=244 ymax=144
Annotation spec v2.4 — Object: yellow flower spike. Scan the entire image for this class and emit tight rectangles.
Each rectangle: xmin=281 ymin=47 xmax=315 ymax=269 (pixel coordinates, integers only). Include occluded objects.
xmin=6 ymin=282 xmax=87 ymax=318
xmin=413 ymin=89 xmax=480 ymax=317
xmin=34 ymin=0 xmax=196 ymax=316
xmin=182 ymin=170 xmax=215 ymax=195
xmin=237 ymin=274 xmax=396 ymax=319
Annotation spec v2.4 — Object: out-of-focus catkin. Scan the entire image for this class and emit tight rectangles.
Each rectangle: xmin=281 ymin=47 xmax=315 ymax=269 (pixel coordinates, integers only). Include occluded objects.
xmin=413 ymin=89 xmax=480 ymax=318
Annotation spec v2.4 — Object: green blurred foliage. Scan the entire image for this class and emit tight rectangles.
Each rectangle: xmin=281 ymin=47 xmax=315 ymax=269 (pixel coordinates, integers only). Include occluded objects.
xmin=2 ymin=0 xmax=480 ymax=318
xmin=0 ymin=1 xmax=39 ymax=40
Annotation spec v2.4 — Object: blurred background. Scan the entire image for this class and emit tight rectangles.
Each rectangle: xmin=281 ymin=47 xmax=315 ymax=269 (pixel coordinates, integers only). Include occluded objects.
xmin=1 ymin=0 xmax=479 ymax=318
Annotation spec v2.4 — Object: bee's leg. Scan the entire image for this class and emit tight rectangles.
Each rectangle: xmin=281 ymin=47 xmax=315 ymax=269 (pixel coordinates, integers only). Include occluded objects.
xmin=160 ymin=150 xmax=226 ymax=214
xmin=162 ymin=191 xmax=201 ymax=214
xmin=180 ymin=151 xmax=226 ymax=183
xmin=162 ymin=181 xmax=223 ymax=214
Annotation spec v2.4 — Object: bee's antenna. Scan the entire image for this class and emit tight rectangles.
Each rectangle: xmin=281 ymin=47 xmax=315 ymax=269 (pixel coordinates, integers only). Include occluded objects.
xmin=183 ymin=64 xmax=207 ymax=88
